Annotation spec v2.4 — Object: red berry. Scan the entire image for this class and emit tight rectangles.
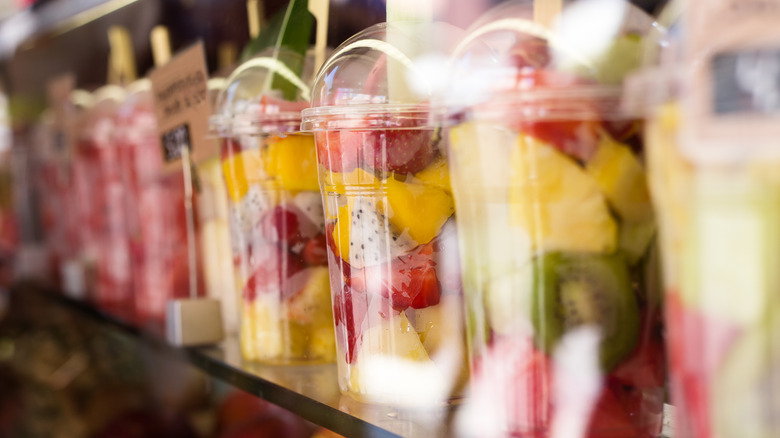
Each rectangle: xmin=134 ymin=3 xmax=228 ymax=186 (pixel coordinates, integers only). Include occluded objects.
xmin=363 ymin=129 xmax=436 ymax=175
xmin=586 ymin=387 xmax=642 ymax=438
xmin=315 ymin=131 xmax=360 ymax=173
xmin=244 ymin=246 xmax=306 ymax=302
xmin=301 ymin=234 xmax=328 ymax=266
xmin=259 ymin=206 xmax=302 ymax=245
xmin=332 ymin=283 xmax=369 ymax=364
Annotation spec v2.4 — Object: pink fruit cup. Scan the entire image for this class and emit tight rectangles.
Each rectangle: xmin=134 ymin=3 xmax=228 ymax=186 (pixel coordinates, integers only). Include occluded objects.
xmin=211 ymin=50 xmax=335 ymax=364
xmin=301 ymin=22 xmax=470 ymax=406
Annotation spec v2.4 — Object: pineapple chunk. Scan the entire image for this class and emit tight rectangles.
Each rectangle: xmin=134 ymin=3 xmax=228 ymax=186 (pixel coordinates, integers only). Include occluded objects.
xmin=414 ymin=156 xmax=452 ymax=194
xmin=263 ymin=134 xmax=320 ymax=192
xmin=384 ymin=177 xmax=455 ymax=245
xmin=222 ymin=148 xmax=264 ymax=202
xmin=586 ymin=134 xmax=653 ymax=223
xmin=509 ymin=135 xmax=617 ymax=253
xmin=240 ymin=296 xmax=283 ymax=361
xmin=309 ymin=325 xmax=337 ymax=361
xmin=286 ymin=267 xmax=332 ymax=326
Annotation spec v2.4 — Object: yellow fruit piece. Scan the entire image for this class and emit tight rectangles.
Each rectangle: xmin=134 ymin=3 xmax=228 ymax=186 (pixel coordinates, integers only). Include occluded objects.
xmin=359 ymin=313 xmax=430 ymax=360
xmin=384 ymin=177 xmax=455 ymax=245
xmin=509 ymin=135 xmax=617 ymax=253
xmin=333 ymin=203 xmax=353 ymax=261
xmin=286 ymin=267 xmax=332 ymax=326
xmin=586 ymin=134 xmax=653 ymax=223
xmin=324 ymin=168 xmax=381 ymax=195
xmin=263 ymin=134 xmax=320 ymax=192
xmin=414 ymin=156 xmax=452 ymax=194
xmin=309 ymin=325 xmax=337 ymax=361
xmin=222 ymin=149 xmax=264 ymax=202
xmin=240 ymin=296 xmax=283 ymax=361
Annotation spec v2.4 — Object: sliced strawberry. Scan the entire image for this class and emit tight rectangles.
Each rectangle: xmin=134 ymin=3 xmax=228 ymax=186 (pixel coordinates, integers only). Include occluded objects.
xmin=333 ymin=283 xmax=369 ymax=364
xmin=258 ymin=206 xmax=303 ymax=246
xmin=244 ymin=246 xmax=306 ymax=302
xmin=315 ymin=131 xmax=360 ymax=173
xmin=586 ymin=387 xmax=642 ymax=438
xmin=350 ymin=247 xmax=441 ymax=311
xmin=221 ymin=137 xmax=242 ymax=160
xmin=362 ymin=129 xmax=436 ymax=174
xmin=301 ymin=234 xmax=328 ymax=266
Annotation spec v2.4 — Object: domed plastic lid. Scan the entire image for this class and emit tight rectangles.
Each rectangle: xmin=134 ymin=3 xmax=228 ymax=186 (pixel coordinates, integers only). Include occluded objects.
xmin=301 ymin=21 xmax=465 ymax=131
xmin=210 ymin=48 xmax=311 ymax=136
xmin=439 ymin=0 xmax=661 ymax=122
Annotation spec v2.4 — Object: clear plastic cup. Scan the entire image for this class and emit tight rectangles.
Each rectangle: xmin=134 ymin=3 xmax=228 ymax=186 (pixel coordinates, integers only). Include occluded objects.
xmin=116 ymin=80 xmax=204 ymax=328
xmin=301 ymin=22 xmax=469 ymax=406
xmin=74 ymin=85 xmax=134 ymax=317
xmin=211 ymin=50 xmax=335 ymax=364
xmin=437 ymin=2 xmax=665 ymax=436
xmin=643 ymin=2 xmax=780 ymax=436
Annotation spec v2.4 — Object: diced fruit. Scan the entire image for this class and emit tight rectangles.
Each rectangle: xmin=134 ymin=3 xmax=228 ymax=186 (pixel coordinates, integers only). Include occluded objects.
xmin=221 ymin=137 xmax=242 ymax=160
xmin=585 ymin=387 xmax=641 ymax=438
xmin=331 ymin=197 xmax=416 ymax=268
xmin=324 ymin=168 xmax=381 ymax=195
xmin=619 ymin=219 xmax=656 ymax=265
xmin=351 ymin=246 xmax=441 ymax=311
xmin=413 ymin=155 xmax=452 ymax=193
xmin=263 ymin=134 xmax=320 ymax=192
xmin=610 ymin=335 xmax=665 ymax=391
xmin=315 ymin=131 xmax=360 ymax=173
xmin=244 ymin=246 xmax=306 ymax=301
xmin=291 ymin=191 xmax=325 ymax=231
xmin=333 ymin=284 xmax=369 ymax=364
xmin=302 ymin=234 xmax=328 ymax=266
xmin=410 ymin=295 xmax=462 ymax=354
xmin=508 ymin=37 xmax=551 ymax=69
xmin=241 ymin=296 xmax=283 ymax=360
xmin=286 ymin=267 xmax=332 ymax=325
xmin=384 ymin=177 xmax=454 ymax=245
xmin=356 ymin=312 xmax=429 ymax=361
xmin=258 ymin=206 xmax=303 ymax=245
xmin=222 ymin=148 xmax=265 ymax=202
xmin=509 ymin=135 xmax=617 ymax=253
xmin=507 ymin=71 xmax=604 ymax=162
xmin=309 ymin=325 xmax=337 ymax=361
xmin=448 ymin=121 xmax=517 ymax=199
xmin=532 ymin=252 xmax=639 ymax=371
xmin=586 ymin=133 xmax=652 ymax=223
xmin=468 ymin=336 xmax=553 ymax=436
xmin=362 ymin=129 xmax=436 ymax=174
xmin=484 ymin=262 xmax=535 ymax=336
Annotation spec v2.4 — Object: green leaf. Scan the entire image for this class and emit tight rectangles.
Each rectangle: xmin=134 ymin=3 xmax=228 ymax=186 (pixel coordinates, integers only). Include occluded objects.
xmin=240 ymin=0 xmax=314 ymax=101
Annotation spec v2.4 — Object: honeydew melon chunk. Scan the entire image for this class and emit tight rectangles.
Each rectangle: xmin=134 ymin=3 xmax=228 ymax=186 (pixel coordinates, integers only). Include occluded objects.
xmin=683 ymin=172 xmax=780 ymax=327
xmin=508 ymin=134 xmax=617 ymax=254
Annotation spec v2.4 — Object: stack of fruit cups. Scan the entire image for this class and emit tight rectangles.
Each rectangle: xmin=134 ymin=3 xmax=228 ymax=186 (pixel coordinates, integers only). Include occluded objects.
xmin=644 ymin=0 xmax=780 ymax=435
xmin=211 ymin=49 xmax=335 ymax=364
xmin=437 ymin=2 xmax=665 ymax=436
xmin=301 ymin=22 xmax=469 ymax=406
xmin=73 ymin=85 xmax=135 ymax=317
xmin=116 ymin=79 xmax=203 ymax=328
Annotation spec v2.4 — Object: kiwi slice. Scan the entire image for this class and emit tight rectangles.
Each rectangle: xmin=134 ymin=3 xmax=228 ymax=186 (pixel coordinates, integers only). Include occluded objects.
xmin=713 ymin=318 xmax=780 ymax=438
xmin=531 ymin=252 xmax=640 ymax=370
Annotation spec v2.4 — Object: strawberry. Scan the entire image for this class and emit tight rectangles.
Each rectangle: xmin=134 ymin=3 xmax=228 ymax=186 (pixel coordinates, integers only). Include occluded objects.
xmin=362 ymin=128 xmax=436 ymax=174
xmin=301 ymin=234 xmax=328 ymax=266
xmin=586 ymin=387 xmax=643 ymax=438
xmin=332 ymin=283 xmax=369 ymax=364
xmin=349 ymin=245 xmax=441 ymax=311
xmin=244 ymin=245 xmax=306 ymax=301
xmin=315 ymin=131 xmax=360 ymax=173
xmin=258 ymin=206 xmax=303 ymax=246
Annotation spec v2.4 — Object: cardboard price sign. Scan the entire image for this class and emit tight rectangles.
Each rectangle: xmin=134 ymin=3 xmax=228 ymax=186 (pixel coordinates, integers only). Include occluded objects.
xmin=149 ymin=41 xmax=217 ymax=171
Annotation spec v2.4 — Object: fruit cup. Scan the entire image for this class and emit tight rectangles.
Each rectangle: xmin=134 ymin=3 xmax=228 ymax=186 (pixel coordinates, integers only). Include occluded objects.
xmin=116 ymin=80 xmax=204 ymax=328
xmin=211 ymin=51 xmax=335 ymax=364
xmin=74 ymin=86 xmax=134 ymax=316
xmin=643 ymin=5 xmax=780 ymax=437
xmin=440 ymin=2 xmax=665 ymax=436
xmin=301 ymin=22 xmax=469 ymax=405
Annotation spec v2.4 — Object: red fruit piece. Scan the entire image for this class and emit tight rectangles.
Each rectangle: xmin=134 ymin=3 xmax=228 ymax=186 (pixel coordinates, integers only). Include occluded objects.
xmin=471 ymin=336 xmax=553 ymax=436
xmin=221 ymin=138 xmax=242 ymax=160
xmin=244 ymin=246 xmax=306 ymax=302
xmin=332 ymin=283 xmax=369 ymax=364
xmin=509 ymin=37 xmax=551 ymax=69
xmin=350 ymin=246 xmax=441 ymax=311
xmin=362 ymin=128 xmax=436 ymax=174
xmin=586 ymin=387 xmax=642 ymax=438
xmin=315 ymin=131 xmax=360 ymax=173
xmin=259 ymin=206 xmax=302 ymax=245
xmin=302 ymin=234 xmax=328 ymax=266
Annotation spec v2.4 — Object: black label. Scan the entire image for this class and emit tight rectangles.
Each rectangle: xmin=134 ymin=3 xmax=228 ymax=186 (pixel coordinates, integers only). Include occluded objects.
xmin=161 ymin=123 xmax=191 ymax=162
xmin=713 ymin=48 xmax=780 ymax=115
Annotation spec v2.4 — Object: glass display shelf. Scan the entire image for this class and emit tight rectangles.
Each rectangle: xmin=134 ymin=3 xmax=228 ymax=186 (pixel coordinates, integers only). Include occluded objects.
xmin=11 ymin=281 xmax=674 ymax=438
xmin=12 ymin=281 xmax=454 ymax=438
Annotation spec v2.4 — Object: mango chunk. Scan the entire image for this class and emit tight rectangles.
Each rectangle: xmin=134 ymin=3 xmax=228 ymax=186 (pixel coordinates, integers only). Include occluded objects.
xmin=384 ymin=177 xmax=454 ymax=245
xmin=222 ymin=148 xmax=264 ymax=202
xmin=263 ymin=134 xmax=320 ymax=192
xmin=414 ymin=156 xmax=452 ymax=194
